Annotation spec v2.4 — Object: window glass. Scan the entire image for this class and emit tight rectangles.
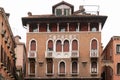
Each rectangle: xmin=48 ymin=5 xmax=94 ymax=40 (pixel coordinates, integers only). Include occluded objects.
xmin=30 ymin=59 xmax=35 ymax=74
xmin=48 ymin=40 xmax=53 ymax=51
xmin=60 ymin=62 xmax=65 ymax=73
xmin=72 ymin=62 xmax=77 ymax=73
xmin=72 ymin=40 xmax=78 ymax=50
xmin=91 ymin=39 xmax=97 ymax=49
xmin=56 ymin=40 xmax=62 ymax=52
xmin=64 ymin=9 xmax=70 ymax=16
xmin=116 ymin=45 xmax=120 ymax=53
xmin=30 ymin=40 xmax=36 ymax=51
xmin=56 ymin=9 xmax=62 ymax=16
xmin=63 ymin=40 xmax=69 ymax=52
xmin=117 ymin=63 xmax=120 ymax=74
xmin=91 ymin=62 xmax=97 ymax=73
xmin=47 ymin=60 xmax=53 ymax=73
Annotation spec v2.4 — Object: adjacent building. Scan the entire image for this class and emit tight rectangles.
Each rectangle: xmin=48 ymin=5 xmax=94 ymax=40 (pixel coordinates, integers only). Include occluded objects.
xmin=0 ymin=7 xmax=17 ymax=80
xmin=14 ymin=35 xmax=27 ymax=80
xmin=101 ymin=36 xmax=120 ymax=80
xmin=22 ymin=1 xmax=107 ymax=80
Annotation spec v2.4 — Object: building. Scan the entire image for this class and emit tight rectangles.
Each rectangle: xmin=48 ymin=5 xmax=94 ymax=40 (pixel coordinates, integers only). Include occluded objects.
xmin=22 ymin=1 xmax=107 ymax=80
xmin=14 ymin=35 xmax=27 ymax=80
xmin=101 ymin=36 xmax=120 ymax=80
xmin=0 ymin=7 xmax=17 ymax=80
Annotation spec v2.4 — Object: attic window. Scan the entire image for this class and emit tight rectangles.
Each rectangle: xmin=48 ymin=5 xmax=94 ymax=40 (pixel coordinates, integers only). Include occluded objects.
xmin=64 ymin=9 xmax=70 ymax=16
xmin=56 ymin=9 xmax=62 ymax=16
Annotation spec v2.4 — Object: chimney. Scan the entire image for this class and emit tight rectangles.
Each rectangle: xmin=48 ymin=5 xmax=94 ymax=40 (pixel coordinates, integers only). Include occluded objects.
xmin=14 ymin=35 xmax=21 ymax=44
xmin=28 ymin=12 xmax=32 ymax=16
xmin=79 ymin=5 xmax=85 ymax=12
xmin=6 ymin=13 xmax=10 ymax=19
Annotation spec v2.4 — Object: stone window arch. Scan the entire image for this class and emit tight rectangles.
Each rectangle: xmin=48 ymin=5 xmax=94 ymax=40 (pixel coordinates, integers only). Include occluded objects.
xmin=56 ymin=40 xmax=62 ymax=52
xmin=30 ymin=40 xmax=36 ymax=51
xmin=72 ymin=40 xmax=78 ymax=50
xmin=63 ymin=40 xmax=69 ymax=52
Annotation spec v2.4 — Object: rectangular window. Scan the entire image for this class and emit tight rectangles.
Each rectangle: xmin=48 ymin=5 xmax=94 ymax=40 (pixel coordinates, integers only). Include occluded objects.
xmin=29 ymin=59 xmax=35 ymax=75
xmin=64 ymin=9 xmax=70 ymax=16
xmin=56 ymin=9 xmax=62 ymax=16
xmin=117 ymin=63 xmax=120 ymax=74
xmin=116 ymin=45 xmax=120 ymax=53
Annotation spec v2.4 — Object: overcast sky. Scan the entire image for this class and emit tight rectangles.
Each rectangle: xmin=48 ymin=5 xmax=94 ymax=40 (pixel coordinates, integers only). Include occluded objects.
xmin=0 ymin=0 xmax=120 ymax=48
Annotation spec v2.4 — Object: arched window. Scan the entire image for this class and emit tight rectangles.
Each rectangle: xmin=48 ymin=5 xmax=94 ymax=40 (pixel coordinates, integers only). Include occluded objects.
xmin=91 ymin=62 xmax=97 ymax=73
xmin=59 ymin=62 xmax=65 ymax=73
xmin=63 ymin=40 xmax=69 ymax=52
xmin=48 ymin=40 xmax=53 ymax=51
xmin=56 ymin=40 xmax=62 ymax=52
xmin=30 ymin=40 xmax=36 ymax=51
xmin=91 ymin=39 xmax=97 ymax=50
xmin=72 ymin=40 xmax=78 ymax=50
xmin=72 ymin=61 xmax=77 ymax=73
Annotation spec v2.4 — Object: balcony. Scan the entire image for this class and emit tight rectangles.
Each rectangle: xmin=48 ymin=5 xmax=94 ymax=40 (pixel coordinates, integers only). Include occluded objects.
xmin=28 ymin=51 xmax=37 ymax=58
xmin=45 ymin=51 xmax=53 ymax=58
xmin=71 ymin=50 xmax=79 ymax=58
xmin=90 ymin=49 xmax=98 ymax=58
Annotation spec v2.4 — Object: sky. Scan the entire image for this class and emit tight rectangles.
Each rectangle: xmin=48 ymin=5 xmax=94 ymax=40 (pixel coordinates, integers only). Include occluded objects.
xmin=0 ymin=0 xmax=120 ymax=48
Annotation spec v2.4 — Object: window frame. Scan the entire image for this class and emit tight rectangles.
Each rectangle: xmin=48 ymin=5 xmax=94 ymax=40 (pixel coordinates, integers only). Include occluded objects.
xmin=116 ymin=44 xmax=120 ymax=54
xmin=56 ymin=9 xmax=62 ymax=16
xmin=117 ymin=63 xmax=120 ymax=75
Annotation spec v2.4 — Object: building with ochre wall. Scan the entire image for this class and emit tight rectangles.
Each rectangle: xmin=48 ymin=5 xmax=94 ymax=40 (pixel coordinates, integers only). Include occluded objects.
xmin=0 ymin=7 xmax=17 ymax=80
xmin=101 ymin=36 xmax=120 ymax=80
xmin=14 ymin=35 xmax=27 ymax=80
xmin=22 ymin=1 xmax=107 ymax=80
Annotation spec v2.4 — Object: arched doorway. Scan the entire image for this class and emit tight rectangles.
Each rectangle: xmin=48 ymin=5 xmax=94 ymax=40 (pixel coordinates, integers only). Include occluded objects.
xmin=101 ymin=66 xmax=113 ymax=80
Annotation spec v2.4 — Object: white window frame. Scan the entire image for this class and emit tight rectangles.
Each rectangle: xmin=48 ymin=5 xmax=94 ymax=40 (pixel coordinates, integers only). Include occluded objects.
xmin=58 ymin=60 xmax=66 ymax=75
xmin=46 ymin=61 xmax=54 ymax=75
xmin=70 ymin=61 xmax=79 ymax=75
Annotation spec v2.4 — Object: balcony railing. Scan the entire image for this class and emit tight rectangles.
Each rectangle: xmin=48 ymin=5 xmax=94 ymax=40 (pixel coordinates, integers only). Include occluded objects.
xmin=90 ymin=49 xmax=98 ymax=58
xmin=91 ymin=68 xmax=98 ymax=76
xmin=46 ymin=72 xmax=54 ymax=76
xmin=45 ymin=51 xmax=53 ymax=58
xmin=28 ymin=51 xmax=37 ymax=58
xmin=58 ymin=72 xmax=66 ymax=76
xmin=71 ymin=50 xmax=79 ymax=58
xmin=71 ymin=72 xmax=79 ymax=76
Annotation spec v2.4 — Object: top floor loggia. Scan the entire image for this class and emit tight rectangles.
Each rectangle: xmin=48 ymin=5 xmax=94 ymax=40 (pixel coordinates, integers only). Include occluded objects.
xmin=26 ymin=22 xmax=102 ymax=33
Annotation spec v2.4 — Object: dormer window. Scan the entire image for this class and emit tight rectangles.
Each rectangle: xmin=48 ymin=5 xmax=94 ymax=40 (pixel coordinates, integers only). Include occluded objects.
xmin=56 ymin=8 xmax=70 ymax=16
xmin=64 ymin=9 xmax=70 ymax=16
xmin=52 ymin=1 xmax=74 ymax=16
xmin=56 ymin=9 xmax=62 ymax=16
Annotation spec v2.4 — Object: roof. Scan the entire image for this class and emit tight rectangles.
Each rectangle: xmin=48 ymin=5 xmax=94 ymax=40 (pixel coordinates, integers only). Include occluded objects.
xmin=22 ymin=14 xmax=107 ymax=28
